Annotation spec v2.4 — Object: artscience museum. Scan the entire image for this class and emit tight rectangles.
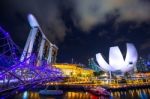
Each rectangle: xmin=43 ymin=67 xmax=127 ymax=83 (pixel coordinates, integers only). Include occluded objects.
xmin=96 ymin=43 xmax=138 ymax=73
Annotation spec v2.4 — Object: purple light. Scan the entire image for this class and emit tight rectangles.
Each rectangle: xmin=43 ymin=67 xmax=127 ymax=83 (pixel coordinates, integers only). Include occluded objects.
xmin=0 ymin=25 xmax=63 ymax=91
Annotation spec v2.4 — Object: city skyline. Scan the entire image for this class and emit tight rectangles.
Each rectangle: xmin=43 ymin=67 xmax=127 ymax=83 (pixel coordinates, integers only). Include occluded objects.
xmin=1 ymin=1 xmax=150 ymax=98
xmin=0 ymin=0 xmax=149 ymax=64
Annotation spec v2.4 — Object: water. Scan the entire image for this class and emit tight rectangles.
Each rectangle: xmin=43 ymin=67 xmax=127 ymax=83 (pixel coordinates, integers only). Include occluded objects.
xmin=12 ymin=91 xmax=107 ymax=99
xmin=110 ymin=89 xmax=150 ymax=99
xmin=10 ymin=88 xmax=150 ymax=99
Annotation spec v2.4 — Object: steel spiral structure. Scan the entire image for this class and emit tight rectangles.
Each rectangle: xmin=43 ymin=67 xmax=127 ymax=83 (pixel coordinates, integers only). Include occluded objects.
xmin=0 ymin=24 xmax=62 ymax=93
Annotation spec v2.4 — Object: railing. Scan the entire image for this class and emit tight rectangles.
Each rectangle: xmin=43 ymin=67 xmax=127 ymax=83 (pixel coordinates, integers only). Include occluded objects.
xmin=0 ymin=55 xmax=63 ymax=92
xmin=0 ymin=26 xmax=63 ymax=93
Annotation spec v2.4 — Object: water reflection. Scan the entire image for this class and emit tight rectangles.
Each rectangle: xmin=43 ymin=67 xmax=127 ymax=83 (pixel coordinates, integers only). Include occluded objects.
xmin=14 ymin=91 xmax=106 ymax=99
xmin=23 ymin=91 xmax=28 ymax=99
xmin=13 ymin=88 xmax=150 ymax=99
xmin=110 ymin=88 xmax=150 ymax=99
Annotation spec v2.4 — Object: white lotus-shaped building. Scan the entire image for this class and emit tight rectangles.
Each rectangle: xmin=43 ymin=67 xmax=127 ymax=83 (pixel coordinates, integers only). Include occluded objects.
xmin=96 ymin=43 xmax=138 ymax=73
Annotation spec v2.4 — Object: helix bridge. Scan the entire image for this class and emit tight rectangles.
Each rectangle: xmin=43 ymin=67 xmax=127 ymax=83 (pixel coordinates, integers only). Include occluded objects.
xmin=0 ymin=15 xmax=63 ymax=93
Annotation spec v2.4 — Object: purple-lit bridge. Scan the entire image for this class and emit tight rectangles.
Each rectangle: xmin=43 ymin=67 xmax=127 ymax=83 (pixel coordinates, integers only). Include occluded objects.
xmin=0 ymin=14 xmax=63 ymax=93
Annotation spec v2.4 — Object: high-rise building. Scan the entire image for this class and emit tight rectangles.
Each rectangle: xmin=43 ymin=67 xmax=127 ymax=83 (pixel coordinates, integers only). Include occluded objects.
xmin=88 ymin=58 xmax=102 ymax=72
xmin=136 ymin=57 xmax=148 ymax=72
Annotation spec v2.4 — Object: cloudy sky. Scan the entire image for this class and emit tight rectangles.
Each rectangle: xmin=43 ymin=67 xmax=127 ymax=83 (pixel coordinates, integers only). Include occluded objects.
xmin=0 ymin=0 xmax=150 ymax=64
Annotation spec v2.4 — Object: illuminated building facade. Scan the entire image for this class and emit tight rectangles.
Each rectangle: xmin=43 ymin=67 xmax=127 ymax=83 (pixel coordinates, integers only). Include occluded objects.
xmin=96 ymin=43 xmax=138 ymax=73
xmin=136 ymin=57 xmax=149 ymax=72
xmin=54 ymin=63 xmax=94 ymax=77
xmin=88 ymin=58 xmax=101 ymax=72
xmin=20 ymin=14 xmax=58 ymax=66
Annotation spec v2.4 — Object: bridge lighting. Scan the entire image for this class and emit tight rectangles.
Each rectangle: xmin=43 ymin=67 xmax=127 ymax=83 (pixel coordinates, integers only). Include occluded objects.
xmin=0 ymin=25 xmax=63 ymax=92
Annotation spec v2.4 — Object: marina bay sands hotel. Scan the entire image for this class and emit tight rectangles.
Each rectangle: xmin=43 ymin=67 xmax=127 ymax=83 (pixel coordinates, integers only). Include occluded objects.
xmin=20 ymin=14 xmax=93 ymax=77
xmin=20 ymin=14 xmax=58 ymax=66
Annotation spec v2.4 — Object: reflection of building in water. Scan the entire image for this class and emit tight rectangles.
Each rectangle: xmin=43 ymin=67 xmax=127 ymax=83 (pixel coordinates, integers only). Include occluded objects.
xmin=111 ymin=89 xmax=150 ymax=99
xmin=65 ymin=91 xmax=99 ymax=99
xmin=20 ymin=91 xmax=101 ymax=99
xmin=13 ymin=88 xmax=150 ymax=99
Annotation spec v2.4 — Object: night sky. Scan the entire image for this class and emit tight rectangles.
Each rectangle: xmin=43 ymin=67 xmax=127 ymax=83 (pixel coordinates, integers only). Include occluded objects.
xmin=0 ymin=0 xmax=150 ymax=65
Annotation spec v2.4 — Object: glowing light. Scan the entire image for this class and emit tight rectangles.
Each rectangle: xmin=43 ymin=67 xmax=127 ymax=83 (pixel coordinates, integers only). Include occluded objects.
xmin=109 ymin=46 xmax=125 ymax=70
xmin=23 ymin=91 xmax=28 ymax=99
xmin=96 ymin=53 xmax=114 ymax=71
xmin=54 ymin=63 xmax=94 ymax=77
xmin=28 ymin=14 xmax=39 ymax=27
xmin=96 ymin=43 xmax=138 ymax=72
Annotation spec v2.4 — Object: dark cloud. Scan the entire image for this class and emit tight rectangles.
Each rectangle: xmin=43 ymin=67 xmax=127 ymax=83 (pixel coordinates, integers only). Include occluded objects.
xmin=98 ymin=31 xmax=108 ymax=37
xmin=0 ymin=0 xmax=149 ymax=43
xmin=0 ymin=0 xmax=149 ymax=64
xmin=114 ymin=37 xmax=129 ymax=44
xmin=72 ymin=0 xmax=150 ymax=31
xmin=0 ymin=0 xmax=67 ymax=44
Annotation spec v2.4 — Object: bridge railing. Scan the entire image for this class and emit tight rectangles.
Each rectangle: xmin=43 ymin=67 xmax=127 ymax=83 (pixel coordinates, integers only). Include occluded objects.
xmin=0 ymin=54 xmax=63 ymax=92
